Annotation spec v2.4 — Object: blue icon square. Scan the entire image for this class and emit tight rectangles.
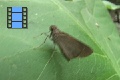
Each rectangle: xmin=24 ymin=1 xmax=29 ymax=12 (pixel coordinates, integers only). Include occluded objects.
xmin=12 ymin=22 xmax=22 ymax=28
xmin=12 ymin=7 xmax=22 ymax=12
xmin=12 ymin=13 xmax=22 ymax=21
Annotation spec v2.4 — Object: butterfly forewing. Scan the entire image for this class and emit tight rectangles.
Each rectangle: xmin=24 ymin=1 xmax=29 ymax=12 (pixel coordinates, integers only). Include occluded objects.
xmin=52 ymin=32 xmax=93 ymax=60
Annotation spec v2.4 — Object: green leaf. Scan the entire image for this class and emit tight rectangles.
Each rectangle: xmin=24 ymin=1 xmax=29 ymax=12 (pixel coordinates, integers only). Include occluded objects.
xmin=0 ymin=0 xmax=120 ymax=80
xmin=103 ymin=1 xmax=120 ymax=10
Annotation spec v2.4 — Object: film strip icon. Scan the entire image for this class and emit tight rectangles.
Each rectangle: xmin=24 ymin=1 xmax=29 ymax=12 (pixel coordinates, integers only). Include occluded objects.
xmin=7 ymin=7 xmax=28 ymax=29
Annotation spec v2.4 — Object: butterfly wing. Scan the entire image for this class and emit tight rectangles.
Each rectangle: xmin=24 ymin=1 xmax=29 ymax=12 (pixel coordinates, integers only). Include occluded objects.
xmin=53 ymin=32 xmax=93 ymax=61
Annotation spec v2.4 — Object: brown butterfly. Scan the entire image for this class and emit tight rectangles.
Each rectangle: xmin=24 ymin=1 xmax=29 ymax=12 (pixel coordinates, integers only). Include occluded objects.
xmin=49 ymin=25 xmax=93 ymax=61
